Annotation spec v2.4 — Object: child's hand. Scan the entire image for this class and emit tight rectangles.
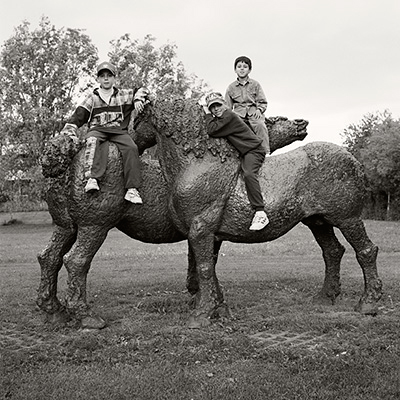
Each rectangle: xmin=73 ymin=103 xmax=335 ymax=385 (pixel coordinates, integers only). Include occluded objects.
xmin=68 ymin=134 xmax=80 ymax=144
xmin=249 ymin=109 xmax=263 ymax=120
xmin=202 ymin=105 xmax=211 ymax=114
xmin=197 ymin=95 xmax=207 ymax=107
xmin=135 ymin=100 xmax=145 ymax=113
xmin=198 ymin=95 xmax=211 ymax=114
xmin=61 ymin=123 xmax=79 ymax=144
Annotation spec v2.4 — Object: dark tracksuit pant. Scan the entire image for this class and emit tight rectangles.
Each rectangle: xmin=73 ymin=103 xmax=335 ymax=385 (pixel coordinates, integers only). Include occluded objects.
xmin=241 ymin=145 xmax=265 ymax=211
xmin=86 ymin=129 xmax=141 ymax=189
xmin=246 ymin=117 xmax=270 ymax=154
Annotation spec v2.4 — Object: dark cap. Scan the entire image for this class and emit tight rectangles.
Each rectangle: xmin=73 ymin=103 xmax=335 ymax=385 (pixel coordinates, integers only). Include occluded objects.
xmin=97 ymin=61 xmax=116 ymax=76
xmin=234 ymin=56 xmax=252 ymax=70
xmin=205 ymin=92 xmax=225 ymax=108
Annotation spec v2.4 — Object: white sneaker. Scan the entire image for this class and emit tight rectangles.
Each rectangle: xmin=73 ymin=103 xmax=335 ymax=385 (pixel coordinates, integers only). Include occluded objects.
xmin=85 ymin=178 xmax=99 ymax=192
xmin=249 ymin=211 xmax=269 ymax=231
xmin=124 ymin=188 xmax=143 ymax=204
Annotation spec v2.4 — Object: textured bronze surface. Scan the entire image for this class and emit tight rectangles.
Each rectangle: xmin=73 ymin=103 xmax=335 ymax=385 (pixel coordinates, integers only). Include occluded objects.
xmin=37 ymin=99 xmax=381 ymax=329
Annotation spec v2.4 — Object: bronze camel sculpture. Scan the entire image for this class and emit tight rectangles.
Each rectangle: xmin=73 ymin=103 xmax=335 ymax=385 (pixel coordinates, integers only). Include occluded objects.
xmin=37 ymin=107 xmax=308 ymax=329
xmin=134 ymin=98 xmax=382 ymax=328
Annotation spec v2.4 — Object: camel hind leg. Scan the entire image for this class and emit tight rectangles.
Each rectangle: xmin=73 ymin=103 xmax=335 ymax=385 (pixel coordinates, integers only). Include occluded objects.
xmin=37 ymin=224 xmax=77 ymax=322
xmin=303 ymin=218 xmax=345 ymax=305
xmin=337 ymin=217 xmax=382 ymax=314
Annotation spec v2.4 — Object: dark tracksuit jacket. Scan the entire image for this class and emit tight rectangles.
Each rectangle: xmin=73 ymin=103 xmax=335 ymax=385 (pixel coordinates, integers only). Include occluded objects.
xmin=67 ymin=87 xmax=143 ymax=188
xmin=204 ymin=108 xmax=266 ymax=211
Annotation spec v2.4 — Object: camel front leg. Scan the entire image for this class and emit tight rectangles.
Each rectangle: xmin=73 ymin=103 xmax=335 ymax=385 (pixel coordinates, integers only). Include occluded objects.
xmin=63 ymin=225 xmax=109 ymax=329
xmin=186 ymin=216 xmax=225 ymax=329
xmin=186 ymin=242 xmax=198 ymax=296
xmin=37 ymin=224 xmax=77 ymax=322
xmin=186 ymin=239 xmax=223 ymax=296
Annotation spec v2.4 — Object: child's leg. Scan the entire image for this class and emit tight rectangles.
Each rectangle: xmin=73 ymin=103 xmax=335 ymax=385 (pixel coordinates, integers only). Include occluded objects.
xmin=241 ymin=147 xmax=265 ymax=210
xmin=248 ymin=117 xmax=270 ymax=154
xmin=109 ymin=133 xmax=141 ymax=189
xmin=85 ymin=131 xmax=109 ymax=179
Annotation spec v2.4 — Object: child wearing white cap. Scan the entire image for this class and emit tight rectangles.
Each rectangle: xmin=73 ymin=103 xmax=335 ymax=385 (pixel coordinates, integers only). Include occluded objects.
xmin=201 ymin=92 xmax=269 ymax=231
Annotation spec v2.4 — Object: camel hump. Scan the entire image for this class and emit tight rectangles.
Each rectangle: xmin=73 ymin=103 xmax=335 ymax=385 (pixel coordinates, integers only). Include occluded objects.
xmin=303 ymin=141 xmax=366 ymax=182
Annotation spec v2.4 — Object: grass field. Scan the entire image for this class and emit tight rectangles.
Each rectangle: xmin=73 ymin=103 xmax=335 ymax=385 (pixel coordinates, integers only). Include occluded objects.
xmin=1 ymin=213 xmax=399 ymax=399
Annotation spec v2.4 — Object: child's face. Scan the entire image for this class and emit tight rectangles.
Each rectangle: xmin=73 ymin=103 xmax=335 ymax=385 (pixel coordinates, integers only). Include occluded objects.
xmin=235 ymin=61 xmax=251 ymax=79
xmin=97 ymin=71 xmax=116 ymax=89
xmin=209 ymin=103 xmax=227 ymax=117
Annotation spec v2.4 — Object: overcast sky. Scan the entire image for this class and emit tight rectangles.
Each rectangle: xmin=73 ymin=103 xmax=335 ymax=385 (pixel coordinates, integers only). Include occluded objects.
xmin=2 ymin=0 xmax=400 ymax=149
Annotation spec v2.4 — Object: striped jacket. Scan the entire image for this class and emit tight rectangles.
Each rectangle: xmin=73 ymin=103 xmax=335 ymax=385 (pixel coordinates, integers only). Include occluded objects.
xmin=67 ymin=86 xmax=146 ymax=131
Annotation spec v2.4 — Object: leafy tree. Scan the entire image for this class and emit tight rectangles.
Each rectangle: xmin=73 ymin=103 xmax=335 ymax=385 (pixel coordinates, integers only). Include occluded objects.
xmin=358 ymin=122 xmax=400 ymax=220
xmin=0 ymin=24 xmax=208 ymax=209
xmin=0 ymin=16 xmax=98 ymax=207
xmin=341 ymin=110 xmax=392 ymax=159
xmin=108 ymin=34 xmax=208 ymax=99
xmin=341 ymin=111 xmax=400 ymax=220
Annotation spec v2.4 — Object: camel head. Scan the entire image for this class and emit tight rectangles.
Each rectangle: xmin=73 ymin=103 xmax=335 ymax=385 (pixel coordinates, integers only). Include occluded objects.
xmin=41 ymin=134 xmax=81 ymax=178
xmin=266 ymin=117 xmax=308 ymax=153
xmin=132 ymin=112 xmax=158 ymax=154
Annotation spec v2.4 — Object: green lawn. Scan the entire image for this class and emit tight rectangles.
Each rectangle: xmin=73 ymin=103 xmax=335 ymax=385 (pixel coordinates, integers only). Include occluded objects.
xmin=1 ymin=216 xmax=399 ymax=399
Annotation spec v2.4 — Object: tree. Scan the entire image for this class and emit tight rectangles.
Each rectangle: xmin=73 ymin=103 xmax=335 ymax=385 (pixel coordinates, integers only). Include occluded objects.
xmin=341 ymin=110 xmax=392 ymax=159
xmin=108 ymin=34 xmax=208 ymax=99
xmin=341 ymin=111 xmax=400 ymax=220
xmin=0 ymin=16 xmax=98 ymax=207
xmin=0 ymin=25 xmax=208 ymax=209
xmin=358 ymin=123 xmax=400 ymax=220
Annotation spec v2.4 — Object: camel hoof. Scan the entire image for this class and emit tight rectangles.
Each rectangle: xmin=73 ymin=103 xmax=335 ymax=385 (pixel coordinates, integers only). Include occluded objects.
xmin=187 ymin=313 xmax=211 ymax=329
xmin=81 ymin=315 xmax=107 ymax=329
xmin=45 ymin=310 xmax=70 ymax=326
xmin=215 ymin=303 xmax=232 ymax=319
xmin=354 ymin=301 xmax=378 ymax=316
xmin=312 ymin=293 xmax=336 ymax=306
xmin=186 ymin=282 xmax=199 ymax=296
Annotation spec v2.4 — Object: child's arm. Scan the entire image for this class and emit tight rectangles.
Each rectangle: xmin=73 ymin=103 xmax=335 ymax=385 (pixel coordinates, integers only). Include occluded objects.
xmin=60 ymin=93 xmax=93 ymax=142
xmin=224 ymin=88 xmax=234 ymax=110
xmin=204 ymin=112 xmax=233 ymax=138
xmin=255 ymin=82 xmax=268 ymax=114
xmin=67 ymin=107 xmax=90 ymax=128
xmin=133 ymin=87 xmax=149 ymax=113
xmin=65 ymin=92 xmax=93 ymax=128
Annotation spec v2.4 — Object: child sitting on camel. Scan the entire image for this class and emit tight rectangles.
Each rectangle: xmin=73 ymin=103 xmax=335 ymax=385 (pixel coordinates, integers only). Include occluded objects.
xmin=60 ymin=61 xmax=148 ymax=204
xmin=201 ymin=92 xmax=269 ymax=231
xmin=225 ymin=56 xmax=270 ymax=157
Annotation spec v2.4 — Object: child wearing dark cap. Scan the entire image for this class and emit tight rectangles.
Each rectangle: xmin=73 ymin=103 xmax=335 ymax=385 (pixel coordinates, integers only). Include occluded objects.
xmin=60 ymin=61 xmax=148 ymax=204
xmin=201 ymin=92 xmax=269 ymax=231
xmin=225 ymin=56 xmax=270 ymax=156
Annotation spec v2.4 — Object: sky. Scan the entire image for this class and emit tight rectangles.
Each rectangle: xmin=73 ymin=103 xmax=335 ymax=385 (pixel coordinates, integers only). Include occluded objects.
xmin=2 ymin=0 xmax=400 ymax=150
